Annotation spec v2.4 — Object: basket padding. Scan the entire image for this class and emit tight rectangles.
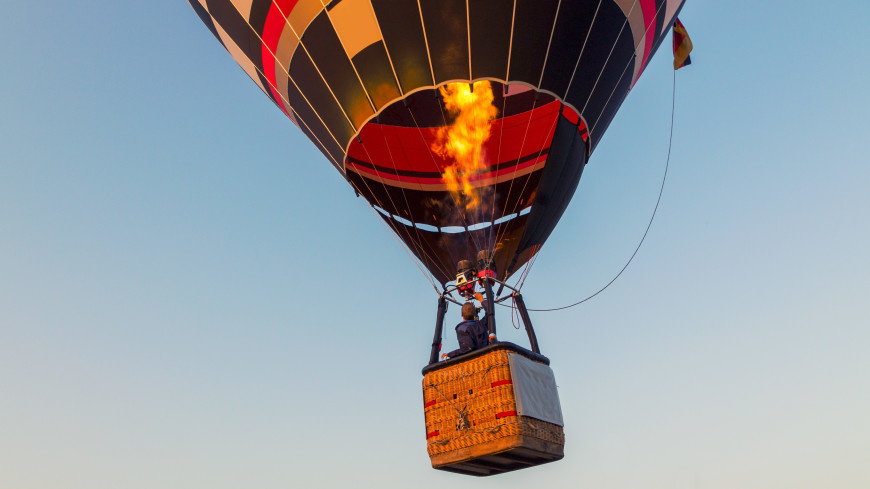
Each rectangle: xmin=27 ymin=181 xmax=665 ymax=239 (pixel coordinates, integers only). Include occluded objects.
xmin=508 ymin=352 xmax=564 ymax=426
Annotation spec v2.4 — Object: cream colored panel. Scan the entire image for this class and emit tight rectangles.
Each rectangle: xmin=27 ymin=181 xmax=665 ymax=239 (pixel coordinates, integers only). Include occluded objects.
xmin=287 ymin=0 xmax=324 ymax=36
xmin=614 ymin=0 xmax=647 ymax=85
xmin=193 ymin=0 xmax=208 ymax=11
xmin=274 ymin=23 xmax=301 ymax=119
xmin=327 ymin=0 xmax=382 ymax=58
xmin=662 ymin=0 xmax=682 ymax=35
xmin=229 ymin=0 xmax=254 ymax=19
xmin=213 ymin=22 xmax=268 ymax=94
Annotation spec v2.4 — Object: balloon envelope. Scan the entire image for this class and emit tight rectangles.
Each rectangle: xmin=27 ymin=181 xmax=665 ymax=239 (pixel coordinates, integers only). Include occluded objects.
xmin=188 ymin=0 xmax=686 ymax=284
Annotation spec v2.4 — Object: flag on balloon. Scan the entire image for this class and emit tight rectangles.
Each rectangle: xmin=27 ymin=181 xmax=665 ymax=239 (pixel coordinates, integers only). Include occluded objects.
xmin=673 ymin=18 xmax=693 ymax=70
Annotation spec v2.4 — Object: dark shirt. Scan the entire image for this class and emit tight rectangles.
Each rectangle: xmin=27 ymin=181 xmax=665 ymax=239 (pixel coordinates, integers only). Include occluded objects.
xmin=445 ymin=314 xmax=490 ymax=359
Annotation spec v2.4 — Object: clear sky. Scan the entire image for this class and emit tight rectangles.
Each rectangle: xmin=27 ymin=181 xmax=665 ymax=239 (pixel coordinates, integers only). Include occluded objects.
xmin=1 ymin=2 xmax=868 ymax=488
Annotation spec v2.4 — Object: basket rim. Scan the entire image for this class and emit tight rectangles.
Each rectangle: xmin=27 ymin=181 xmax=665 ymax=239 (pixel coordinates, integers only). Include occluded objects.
xmin=422 ymin=342 xmax=549 ymax=375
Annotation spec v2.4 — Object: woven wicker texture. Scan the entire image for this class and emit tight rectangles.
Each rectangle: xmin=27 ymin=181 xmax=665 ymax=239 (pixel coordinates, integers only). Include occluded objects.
xmin=423 ymin=348 xmax=564 ymax=457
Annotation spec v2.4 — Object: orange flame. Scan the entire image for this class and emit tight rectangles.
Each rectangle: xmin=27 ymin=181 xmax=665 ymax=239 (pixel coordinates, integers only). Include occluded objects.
xmin=432 ymin=81 xmax=498 ymax=212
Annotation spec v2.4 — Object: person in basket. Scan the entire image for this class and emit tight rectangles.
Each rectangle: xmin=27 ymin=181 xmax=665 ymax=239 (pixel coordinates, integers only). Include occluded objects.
xmin=441 ymin=301 xmax=490 ymax=360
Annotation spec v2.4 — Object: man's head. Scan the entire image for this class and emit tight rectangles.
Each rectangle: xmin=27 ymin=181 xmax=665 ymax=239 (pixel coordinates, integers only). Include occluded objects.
xmin=461 ymin=302 xmax=476 ymax=320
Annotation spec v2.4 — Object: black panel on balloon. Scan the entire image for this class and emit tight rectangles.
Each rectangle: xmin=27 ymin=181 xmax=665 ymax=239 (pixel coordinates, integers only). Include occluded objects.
xmin=371 ymin=0 xmax=433 ymax=92
xmin=572 ymin=10 xmax=635 ymax=143
xmin=188 ymin=0 xmax=222 ymax=44
xmin=419 ymin=0 xmax=470 ymax=83
xmin=586 ymin=52 xmax=632 ymax=148
xmin=468 ymin=0 xmax=512 ymax=80
xmin=539 ymin=0 xmax=599 ymax=98
xmin=302 ymin=12 xmax=374 ymax=129
xmin=508 ymin=0 xmax=559 ymax=85
xmin=519 ymin=116 xmax=586 ymax=252
xmin=375 ymin=89 xmax=443 ymax=128
xmin=294 ymin=110 xmax=343 ymax=172
xmin=502 ymin=89 xmax=553 ymax=118
xmin=352 ymin=41 xmax=402 ymax=110
xmin=285 ymin=81 xmax=346 ymax=166
xmin=288 ymin=49 xmax=355 ymax=148
xmin=246 ymin=0 xmax=271 ymax=36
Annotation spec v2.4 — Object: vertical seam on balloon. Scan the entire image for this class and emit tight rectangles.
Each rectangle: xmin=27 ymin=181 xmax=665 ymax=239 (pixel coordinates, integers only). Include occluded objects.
xmin=466 ymin=0 xmax=473 ymax=80
xmin=505 ymin=0 xmax=516 ymax=81
xmin=536 ymin=0 xmax=563 ymax=89
xmin=562 ymin=0 xmax=603 ymax=100
xmin=496 ymin=0 xmax=517 ymax=250
xmin=416 ymin=0 xmax=437 ymax=86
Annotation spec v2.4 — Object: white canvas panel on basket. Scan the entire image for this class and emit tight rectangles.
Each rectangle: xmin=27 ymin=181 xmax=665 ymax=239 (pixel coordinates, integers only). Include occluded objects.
xmin=508 ymin=353 xmax=564 ymax=426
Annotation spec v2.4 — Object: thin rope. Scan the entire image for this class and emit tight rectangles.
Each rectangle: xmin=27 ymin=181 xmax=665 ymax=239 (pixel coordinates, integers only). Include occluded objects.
xmin=511 ymin=68 xmax=677 ymax=312
xmin=517 ymin=244 xmax=541 ymax=291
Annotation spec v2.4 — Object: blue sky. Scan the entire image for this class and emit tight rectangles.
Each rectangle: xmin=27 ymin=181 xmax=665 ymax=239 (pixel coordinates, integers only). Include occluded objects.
xmin=1 ymin=1 xmax=868 ymax=488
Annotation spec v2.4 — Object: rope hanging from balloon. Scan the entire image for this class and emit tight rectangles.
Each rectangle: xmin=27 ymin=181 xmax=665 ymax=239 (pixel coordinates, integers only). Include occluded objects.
xmin=514 ymin=68 xmax=679 ymax=313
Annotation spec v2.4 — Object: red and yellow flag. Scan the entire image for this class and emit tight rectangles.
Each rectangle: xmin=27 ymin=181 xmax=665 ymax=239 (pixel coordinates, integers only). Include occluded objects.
xmin=672 ymin=18 xmax=693 ymax=70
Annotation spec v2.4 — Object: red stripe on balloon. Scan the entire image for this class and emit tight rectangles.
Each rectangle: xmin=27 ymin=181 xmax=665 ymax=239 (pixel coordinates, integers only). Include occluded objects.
xmin=638 ymin=0 xmax=658 ymax=76
xmin=346 ymin=153 xmax=548 ymax=187
xmin=261 ymin=0 xmax=299 ymax=117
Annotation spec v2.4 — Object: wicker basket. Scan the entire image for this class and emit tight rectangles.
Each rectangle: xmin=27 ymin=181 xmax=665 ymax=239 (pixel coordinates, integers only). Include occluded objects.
xmin=422 ymin=343 xmax=564 ymax=476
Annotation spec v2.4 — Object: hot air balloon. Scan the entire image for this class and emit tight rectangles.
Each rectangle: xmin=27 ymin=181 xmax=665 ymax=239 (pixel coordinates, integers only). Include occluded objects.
xmin=188 ymin=0 xmax=687 ymax=476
